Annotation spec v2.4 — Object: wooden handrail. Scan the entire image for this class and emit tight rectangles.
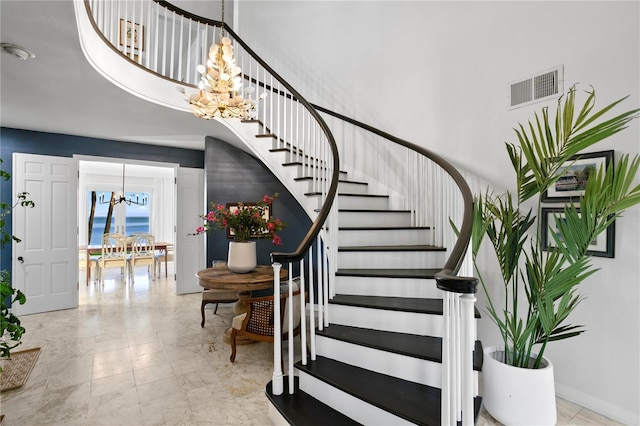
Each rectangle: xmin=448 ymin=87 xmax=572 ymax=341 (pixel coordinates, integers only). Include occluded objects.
xmin=310 ymin=104 xmax=477 ymax=293
xmin=150 ymin=1 xmax=341 ymax=264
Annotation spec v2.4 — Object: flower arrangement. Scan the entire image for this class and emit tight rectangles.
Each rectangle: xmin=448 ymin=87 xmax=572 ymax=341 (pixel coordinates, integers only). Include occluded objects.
xmin=194 ymin=193 xmax=287 ymax=245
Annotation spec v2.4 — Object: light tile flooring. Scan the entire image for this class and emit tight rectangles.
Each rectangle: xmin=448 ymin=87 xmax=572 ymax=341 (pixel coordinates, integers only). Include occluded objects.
xmin=0 ymin=265 xmax=624 ymax=425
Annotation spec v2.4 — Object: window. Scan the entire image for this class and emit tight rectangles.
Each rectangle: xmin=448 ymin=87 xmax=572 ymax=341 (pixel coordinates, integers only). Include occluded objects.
xmin=87 ymin=191 xmax=150 ymax=245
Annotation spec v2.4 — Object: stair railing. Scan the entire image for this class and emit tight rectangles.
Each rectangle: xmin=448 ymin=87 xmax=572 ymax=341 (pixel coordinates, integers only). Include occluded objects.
xmin=81 ymin=0 xmax=339 ymax=398
xmin=80 ymin=0 xmax=477 ymax=422
xmin=312 ymin=106 xmax=479 ymax=426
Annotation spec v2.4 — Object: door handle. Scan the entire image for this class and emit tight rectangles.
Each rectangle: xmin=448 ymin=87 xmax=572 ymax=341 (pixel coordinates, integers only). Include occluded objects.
xmin=17 ymin=256 xmax=24 ymax=264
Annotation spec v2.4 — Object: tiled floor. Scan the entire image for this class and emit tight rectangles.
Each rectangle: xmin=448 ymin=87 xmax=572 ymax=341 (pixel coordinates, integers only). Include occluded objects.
xmin=0 ymin=266 xmax=624 ymax=425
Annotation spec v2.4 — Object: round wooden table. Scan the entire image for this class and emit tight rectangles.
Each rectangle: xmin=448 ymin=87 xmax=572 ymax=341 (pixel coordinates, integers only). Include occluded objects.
xmin=196 ymin=265 xmax=288 ymax=344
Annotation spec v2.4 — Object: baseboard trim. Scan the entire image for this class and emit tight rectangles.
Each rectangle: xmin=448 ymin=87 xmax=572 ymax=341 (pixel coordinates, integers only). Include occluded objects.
xmin=555 ymin=383 xmax=638 ymax=425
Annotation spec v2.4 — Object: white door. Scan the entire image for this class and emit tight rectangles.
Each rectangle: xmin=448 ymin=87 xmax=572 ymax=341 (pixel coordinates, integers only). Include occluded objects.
xmin=12 ymin=153 xmax=78 ymax=315
xmin=175 ymin=167 xmax=205 ymax=294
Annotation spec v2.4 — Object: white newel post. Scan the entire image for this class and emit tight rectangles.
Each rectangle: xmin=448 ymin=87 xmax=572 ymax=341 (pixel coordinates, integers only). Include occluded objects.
xmin=272 ymin=262 xmax=283 ymax=395
xmin=441 ymin=292 xmax=454 ymax=425
xmin=461 ymin=293 xmax=476 ymax=426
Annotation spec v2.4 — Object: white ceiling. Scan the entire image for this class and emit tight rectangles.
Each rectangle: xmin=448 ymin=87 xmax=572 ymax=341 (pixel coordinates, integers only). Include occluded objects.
xmin=0 ymin=0 xmax=237 ymax=151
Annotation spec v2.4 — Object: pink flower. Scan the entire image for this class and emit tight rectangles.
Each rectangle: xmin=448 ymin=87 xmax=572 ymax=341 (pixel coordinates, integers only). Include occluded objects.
xmin=193 ymin=194 xmax=286 ymax=245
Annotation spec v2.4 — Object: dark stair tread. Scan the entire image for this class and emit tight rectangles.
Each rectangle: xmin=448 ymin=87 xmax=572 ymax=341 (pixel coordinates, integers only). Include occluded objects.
xmin=297 ymin=356 xmax=482 ymax=425
xmin=338 ymin=244 xmax=446 ymax=252
xmin=318 ymin=324 xmax=442 ymax=362
xmin=339 ymin=208 xmax=410 ymax=213
xmin=282 ymin=162 xmax=348 ymax=174
xmin=339 ymin=226 xmax=431 ymax=230
xmin=317 ymin=324 xmax=483 ymax=370
xmin=306 ymin=192 xmax=388 ymax=198
xmin=329 ymin=294 xmax=481 ymax=318
xmin=294 ymin=176 xmax=367 ymax=186
xmin=265 ymin=377 xmax=360 ymax=425
xmin=336 ymin=268 xmax=441 ymax=278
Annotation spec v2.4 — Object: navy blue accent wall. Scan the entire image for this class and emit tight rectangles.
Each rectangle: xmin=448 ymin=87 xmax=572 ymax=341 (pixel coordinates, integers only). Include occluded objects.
xmin=204 ymin=136 xmax=316 ymax=283
xmin=0 ymin=127 xmax=204 ymax=277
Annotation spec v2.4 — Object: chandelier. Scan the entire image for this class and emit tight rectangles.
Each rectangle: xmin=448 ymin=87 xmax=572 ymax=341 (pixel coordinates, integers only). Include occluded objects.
xmin=180 ymin=2 xmax=261 ymax=119
xmin=99 ymin=164 xmax=147 ymax=207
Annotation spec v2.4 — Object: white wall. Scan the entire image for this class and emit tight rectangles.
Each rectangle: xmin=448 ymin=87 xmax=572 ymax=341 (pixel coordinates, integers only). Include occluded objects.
xmin=235 ymin=1 xmax=640 ymax=423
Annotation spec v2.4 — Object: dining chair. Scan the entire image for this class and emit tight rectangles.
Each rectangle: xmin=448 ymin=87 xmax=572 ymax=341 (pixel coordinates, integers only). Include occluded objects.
xmin=79 ymin=249 xmax=99 ymax=284
xmin=229 ymin=277 xmax=303 ymax=363
xmin=127 ymin=234 xmax=155 ymax=283
xmin=154 ymin=244 xmax=173 ymax=278
xmin=97 ymin=233 xmax=128 ymax=283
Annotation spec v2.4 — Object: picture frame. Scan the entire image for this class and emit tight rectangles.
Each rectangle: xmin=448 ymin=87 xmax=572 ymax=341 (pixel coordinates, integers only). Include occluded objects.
xmin=119 ymin=19 xmax=145 ymax=51
xmin=225 ymin=202 xmax=272 ymax=239
xmin=541 ymin=207 xmax=615 ymax=258
xmin=542 ymin=150 xmax=613 ymax=202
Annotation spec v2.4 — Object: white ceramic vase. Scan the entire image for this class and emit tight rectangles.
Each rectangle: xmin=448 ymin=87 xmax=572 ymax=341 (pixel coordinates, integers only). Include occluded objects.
xmin=227 ymin=241 xmax=257 ymax=273
xmin=483 ymin=345 xmax=557 ymax=425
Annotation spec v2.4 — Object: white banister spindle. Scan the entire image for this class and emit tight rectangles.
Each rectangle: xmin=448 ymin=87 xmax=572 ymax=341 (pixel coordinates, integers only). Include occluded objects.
xmin=441 ymin=292 xmax=452 ymax=426
xmin=271 ymin=262 xmax=283 ymax=395
xmin=308 ymin=244 xmax=316 ymax=360
xmin=461 ymin=293 xmax=476 ymax=426
xmin=299 ymin=258 xmax=307 ymax=366
xmin=169 ymin=11 xmax=176 ymax=77
xmin=323 ymin=231 xmax=330 ymax=327
xmin=161 ymin=4 xmax=167 ymax=76
xmin=316 ymin=233 xmax=323 ymax=331
xmin=287 ymin=265 xmax=294 ymax=394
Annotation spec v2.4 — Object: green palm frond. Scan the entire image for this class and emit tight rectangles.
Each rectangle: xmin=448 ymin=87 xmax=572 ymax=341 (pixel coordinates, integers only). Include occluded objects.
xmin=469 ymin=85 xmax=640 ymax=368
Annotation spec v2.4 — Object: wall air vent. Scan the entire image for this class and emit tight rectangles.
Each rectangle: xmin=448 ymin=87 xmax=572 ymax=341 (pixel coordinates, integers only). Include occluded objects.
xmin=508 ymin=65 xmax=563 ymax=109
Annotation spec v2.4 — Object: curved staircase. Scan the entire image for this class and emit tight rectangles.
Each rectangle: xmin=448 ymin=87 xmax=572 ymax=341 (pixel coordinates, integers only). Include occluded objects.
xmin=75 ymin=1 xmax=482 ymax=424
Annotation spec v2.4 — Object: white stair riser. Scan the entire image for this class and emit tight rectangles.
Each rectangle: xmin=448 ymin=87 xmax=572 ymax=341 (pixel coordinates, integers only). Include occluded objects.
xmin=297 ymin=371 xmax=413 ymax=426
xmin=337 ymin=182 xmax=369 ymax=194
xmin=337 ymin=250 xmax=446 ymax=269
xmin=335 ymin=275 xmax=444 ymax=298
xmin=328 ymin=304 xmax=444 ymax=337
xmin=302 ymin=180 xmax=369 ymax=194
xmin=337 ymin=196 xmax=389 ymax=210
xmin=339 ymin=211 xmax=411 ymax=227
xmin=315 ymin=335 xmax=443 ymax=388
xmin=338 ymin=228 xmax=433 ymax=246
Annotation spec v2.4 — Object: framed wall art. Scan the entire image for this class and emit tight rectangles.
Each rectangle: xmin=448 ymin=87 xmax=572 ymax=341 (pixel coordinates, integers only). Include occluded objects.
xmin=541 ymin=207 xmax=615 ymax=258
xmin=119 ymin=19 xmax=145 ymax=51
xmin=225 ymin=202 xmax=272 ymax=239
xmin=542 ymin=150 xmax=613 ymax=202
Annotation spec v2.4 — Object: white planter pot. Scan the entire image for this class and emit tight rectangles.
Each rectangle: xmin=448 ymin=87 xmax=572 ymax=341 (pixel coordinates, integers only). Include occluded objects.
xmin=483 ymin=345 xmax=557 ymax=426
xmin=227 ymin=241 xmax=257 ymax=273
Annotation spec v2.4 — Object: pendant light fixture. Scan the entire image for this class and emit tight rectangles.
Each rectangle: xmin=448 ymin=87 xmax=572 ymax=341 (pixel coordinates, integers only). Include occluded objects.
xmin=99 ymin=164 xmax=147 ymax=206
xmin=179 ymin=1 xmax=263 ymax=119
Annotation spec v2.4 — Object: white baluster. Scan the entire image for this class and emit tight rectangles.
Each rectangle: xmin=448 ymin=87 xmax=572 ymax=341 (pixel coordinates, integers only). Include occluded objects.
xmin=271 ymin=262 xmax=283 ymax=395
xmin=288 ymin=266 xmax=294 ymax=394
xmin=299 ymin=258 xmax=307 ymax=366
xmin=461 ymin=293 xmax=476 ymax=426
xmin=308 ymin=245 xmax=316 ymax=361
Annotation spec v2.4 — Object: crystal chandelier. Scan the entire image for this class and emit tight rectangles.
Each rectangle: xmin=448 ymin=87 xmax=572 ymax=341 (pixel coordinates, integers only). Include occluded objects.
xmin=99 ymin=164 xmax=147 ymax=207
xmin=180 ymin=2 xmax=260 ymax=119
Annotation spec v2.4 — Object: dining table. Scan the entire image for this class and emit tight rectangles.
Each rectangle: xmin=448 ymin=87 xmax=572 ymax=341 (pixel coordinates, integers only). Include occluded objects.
xmin=196 ymin=265 xmax=288 ymax=344
xmin=80 ymin=241 xmax=172 ymax=283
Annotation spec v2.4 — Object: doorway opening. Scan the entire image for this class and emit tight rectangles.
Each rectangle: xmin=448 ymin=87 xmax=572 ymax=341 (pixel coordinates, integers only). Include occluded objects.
xmin=78 ymin=158 xmax=176 ymax=287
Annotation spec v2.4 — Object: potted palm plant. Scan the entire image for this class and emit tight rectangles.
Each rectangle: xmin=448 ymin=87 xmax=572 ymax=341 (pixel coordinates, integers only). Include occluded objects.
xmin=469 ymin=86 xmax=640 ymax=425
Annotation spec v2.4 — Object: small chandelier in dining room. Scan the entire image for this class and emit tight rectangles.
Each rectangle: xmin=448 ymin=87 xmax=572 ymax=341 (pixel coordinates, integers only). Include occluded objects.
xmin=180 ymin=1 xmax=261 ymax=119
xmin=99 ymin=164 xmax=147 ymax=207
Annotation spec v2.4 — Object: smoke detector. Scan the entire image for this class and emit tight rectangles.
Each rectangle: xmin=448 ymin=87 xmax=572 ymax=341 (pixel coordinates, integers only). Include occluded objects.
xmin=1 ymin=43 xmax=35 ymax=60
